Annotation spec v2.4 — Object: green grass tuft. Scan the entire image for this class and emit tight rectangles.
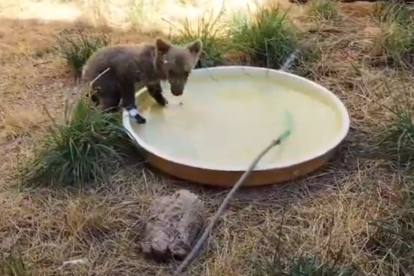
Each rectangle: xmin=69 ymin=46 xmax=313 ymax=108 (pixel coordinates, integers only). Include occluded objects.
xmin=307 ymin=0 xmax=338 ymax=21
xmin=370 ymin=85 xmax=414 ymax=170
xmin=375 ymin=0 xmax=413 ymax=27
xmin=375 ymin=106 xmax=414 ymax=169
xmin=1 ymin=252 xmax=32 ymax=276
xmin=373 ymin=0 xmax=414 ymax=68
xmin=18 ymin=96 xmax=131 ymax=188
xmin=53 ymin=30 xmax=110 ymax=78
xmin=169 ymin=11 xmax=229 ymax=68
xmin=253 ymin=246 xmax=354 ymax=276
xmin=251 ymin=216 xmax=354 ymax=276
xmin=295 ymin=257 xmax=352 ymax=276
xmin=366 ymin=176 xmax=414 ymax=274
xmin=254 ymin=254 xmax=353 ymax=276
xmin=288 ymin=256 xmax=353 ymax=276
xmin=229 ymin=5 xmax=298 ymax=69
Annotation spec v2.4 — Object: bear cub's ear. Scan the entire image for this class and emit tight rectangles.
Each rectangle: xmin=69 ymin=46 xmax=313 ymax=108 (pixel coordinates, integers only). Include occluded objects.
xmin=187 ymin=39 xmax=203 ymax=56
xmin=155 ymin=38 xmax=172 ymax=53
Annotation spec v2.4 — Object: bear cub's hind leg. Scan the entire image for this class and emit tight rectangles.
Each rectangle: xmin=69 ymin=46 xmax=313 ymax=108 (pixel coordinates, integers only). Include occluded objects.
xmin=119 ymin=81 xmax=147 ymax=124
xmin=91 ymin=73 xmax=121 ymax=113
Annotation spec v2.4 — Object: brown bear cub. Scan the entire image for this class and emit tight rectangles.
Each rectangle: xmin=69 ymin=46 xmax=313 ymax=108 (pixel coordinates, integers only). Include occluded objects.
xmin=81 ymin=38 xmax=203 ymax=124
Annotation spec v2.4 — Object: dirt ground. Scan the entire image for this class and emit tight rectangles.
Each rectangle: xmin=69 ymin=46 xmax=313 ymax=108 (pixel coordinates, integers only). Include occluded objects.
xmin=0 ymin=0 xmax=413 ymax=275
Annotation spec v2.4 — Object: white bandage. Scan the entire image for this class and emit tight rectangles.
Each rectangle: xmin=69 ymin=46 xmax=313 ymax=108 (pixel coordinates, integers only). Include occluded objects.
xmin=128 ymin=108 xmax=139 ymax=117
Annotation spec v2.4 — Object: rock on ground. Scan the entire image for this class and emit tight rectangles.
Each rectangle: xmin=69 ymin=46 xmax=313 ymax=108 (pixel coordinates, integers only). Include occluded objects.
xmin=141 ymin=189 xmax=205 ymax=262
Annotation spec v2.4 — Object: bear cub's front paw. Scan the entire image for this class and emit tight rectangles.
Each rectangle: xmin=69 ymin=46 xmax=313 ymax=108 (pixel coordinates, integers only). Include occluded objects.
xmin=134 ymin=114 xmax=147 ymax=124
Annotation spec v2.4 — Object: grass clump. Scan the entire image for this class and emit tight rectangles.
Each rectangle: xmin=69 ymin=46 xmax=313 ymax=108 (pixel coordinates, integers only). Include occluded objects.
xmin=287 ymin=256 xmax=353 ymax=276
xmin=291 ymin=42 xmax=322 ymax=78
xmin=366 ymin=177 xmax=414 ymax=274
xmin=251 ymin=217 xmax=354 ymax=276
xmin=169 ymin=12 xmax=229 ymax=68
xmin=53 ymin=30 xmax=109 ymax=78
xmin=1 ymin=252 xmax=32 ymax=276
xmin=254 ymin=254 xmax=353 ymax=276
xmin=375 ymin=0 xmax=413 ymax=27
xmin=370 ymin=89 xmax=414 ymax=170
xmin=373 ymin=1 xmax=414 ymax=68
xmin=18 ymin=96 xmax=130 ymax=188
xmin=307 ymin=0 xmax=338 ymax=21
xmin=229 ymin=5 xmax=298 ymax=69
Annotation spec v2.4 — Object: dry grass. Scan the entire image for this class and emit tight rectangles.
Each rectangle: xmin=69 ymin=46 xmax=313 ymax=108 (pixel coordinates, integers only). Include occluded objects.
xmin=0 ymin=0 xmax=271 ymax=32
xmin=307 ymin=0 xmax=339 ymax=21
xmin=52 ymin=30 xmax=110 ymax=78
xmin=1 ymin=0 xmax=414 ymax=275
xmin=370 ymin=1 xmax=414 ymax=68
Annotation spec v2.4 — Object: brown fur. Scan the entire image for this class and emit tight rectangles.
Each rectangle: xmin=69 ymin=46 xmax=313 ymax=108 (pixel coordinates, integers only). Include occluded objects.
xmin=81 ymin=38 xmax=203 ymax=124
